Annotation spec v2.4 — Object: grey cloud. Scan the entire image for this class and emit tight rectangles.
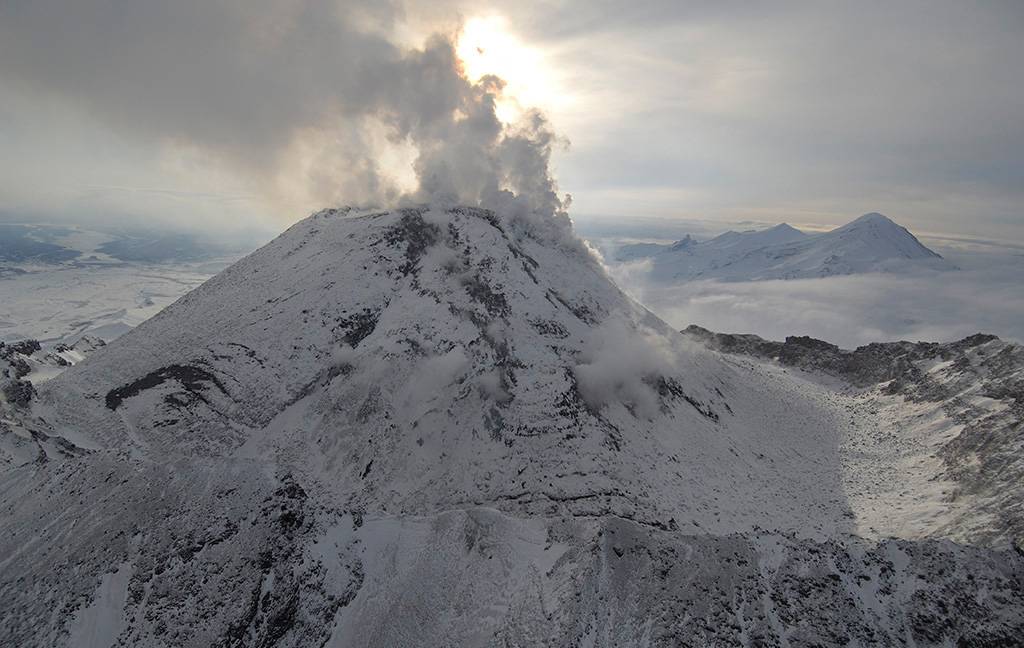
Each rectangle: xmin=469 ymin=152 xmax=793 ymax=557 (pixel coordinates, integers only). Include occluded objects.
xmin=0 ymin=0 xmax=566 ymax=225
xmin=525 ymin=1 xmax=1024 ymax=239
xmin=2 ymin=0 xmax=1022 ymax=243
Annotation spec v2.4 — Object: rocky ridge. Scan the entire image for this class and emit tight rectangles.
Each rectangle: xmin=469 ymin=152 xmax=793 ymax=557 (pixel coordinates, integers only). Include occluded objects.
xmin=684 ymin=324 xmax=1024 ymax=550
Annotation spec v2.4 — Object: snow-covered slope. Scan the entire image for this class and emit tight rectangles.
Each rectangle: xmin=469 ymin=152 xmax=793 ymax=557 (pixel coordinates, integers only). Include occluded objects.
xmin=684 ymin=325 xmax=1024 ymax=549
xmin=1 ymin=206 xmax=1021 ymax=647
xmin=0 ymin=335 xmax=107 ymax=466
xmin=1 ymin=335 xmax=105 ymax=401
xmin=14 ymin=206 xmax=854 ymax=534
xmin=615 ymin=212 xmax=953 ymax=282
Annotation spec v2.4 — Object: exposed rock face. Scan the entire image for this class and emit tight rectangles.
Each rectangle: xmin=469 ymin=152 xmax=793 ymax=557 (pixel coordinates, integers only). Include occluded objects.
xmin=1 ymin=335 xmax=106 ymax=410
xmin=1 ymin=334 xmax=108 ymax=465
xmin=682 ymin=325 xmax=1006 ymax=390
xmin=1 ymin=340 xmax=37 ymax=380
xmin=4 ymin=339 xmax=42 ymax=357
xmin=0 ymin=207 xmax=1021 ymax=647
xmin=1 ymin=379 xmax=35 ymax=406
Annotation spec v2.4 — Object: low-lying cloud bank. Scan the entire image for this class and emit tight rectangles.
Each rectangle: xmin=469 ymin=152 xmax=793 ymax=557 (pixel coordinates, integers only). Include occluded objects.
xmin=607 ymin=245 xmax=1024 ymax=349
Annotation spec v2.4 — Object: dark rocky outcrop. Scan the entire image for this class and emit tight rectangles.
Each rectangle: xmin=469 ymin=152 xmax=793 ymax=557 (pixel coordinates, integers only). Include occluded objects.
xmin=2 ymin=379 xmax=36 ymax=406
xmin=683 ymin=325 xmax=1004 ymax=394
xmin=105 ymin=364 xmax=227 ymax=410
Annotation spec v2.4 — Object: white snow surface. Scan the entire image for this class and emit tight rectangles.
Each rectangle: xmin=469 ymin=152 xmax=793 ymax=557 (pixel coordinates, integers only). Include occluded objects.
xmin=31 ymin=206 xmax=864 ymax=537
xmin=66 ymin=562 xmax=132 ymax=648
xmin=613 ymin=212 xmax=954 ymax=282
xmin=0 ymin=206 xmax=1020 ymax=647
xmin=0 ymin=261 xmax=227 ymax=344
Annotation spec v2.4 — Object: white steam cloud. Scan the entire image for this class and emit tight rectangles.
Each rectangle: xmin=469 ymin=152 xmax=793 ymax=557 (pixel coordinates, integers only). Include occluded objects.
xmin=573 ymin=318 xmax=676 ymax=419
xmin=0 ymin=1 xmax=569 ymax=227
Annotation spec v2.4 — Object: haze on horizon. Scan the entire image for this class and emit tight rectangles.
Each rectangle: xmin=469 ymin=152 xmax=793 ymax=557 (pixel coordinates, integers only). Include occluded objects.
xmin=1 ymin=1 xmax=1022 ymax=245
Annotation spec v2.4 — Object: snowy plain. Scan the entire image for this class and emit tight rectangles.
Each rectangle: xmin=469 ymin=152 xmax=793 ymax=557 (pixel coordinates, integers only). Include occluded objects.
xmin=0 ymin=261 xmax=232 ymax=344
xmin=0 ymin=221 xmax=242 ymax=345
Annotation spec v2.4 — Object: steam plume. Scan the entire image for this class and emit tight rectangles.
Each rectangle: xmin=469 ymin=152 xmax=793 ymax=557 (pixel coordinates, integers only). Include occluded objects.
xmin=0 ymin=1 xmax=569 ymax=227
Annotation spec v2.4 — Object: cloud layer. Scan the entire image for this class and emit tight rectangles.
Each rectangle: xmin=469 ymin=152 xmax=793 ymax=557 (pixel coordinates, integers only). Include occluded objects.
xmin=609 ymin=244 xmax=1024 ymax=349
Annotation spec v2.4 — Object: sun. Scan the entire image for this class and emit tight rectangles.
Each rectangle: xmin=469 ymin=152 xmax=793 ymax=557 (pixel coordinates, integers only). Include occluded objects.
xmin=456 ymin=16 xmax=556 ymax=121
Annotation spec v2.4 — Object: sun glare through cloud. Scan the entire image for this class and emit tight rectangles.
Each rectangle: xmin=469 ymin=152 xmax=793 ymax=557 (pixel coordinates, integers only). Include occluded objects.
xmin=456 ymin=15 xmax=560 ymax=123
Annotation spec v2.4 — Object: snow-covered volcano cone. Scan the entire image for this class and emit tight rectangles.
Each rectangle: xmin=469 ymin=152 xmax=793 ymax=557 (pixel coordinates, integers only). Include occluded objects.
xmin=27 ymin=205 xmax=819 ymax=532
xmin=2 ymin=206 xmax=1022 ymax=647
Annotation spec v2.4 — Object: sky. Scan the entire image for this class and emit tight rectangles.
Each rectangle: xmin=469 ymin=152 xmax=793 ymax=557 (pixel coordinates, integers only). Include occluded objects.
xmin=1 ymin=1 xmax=1022 ymax=244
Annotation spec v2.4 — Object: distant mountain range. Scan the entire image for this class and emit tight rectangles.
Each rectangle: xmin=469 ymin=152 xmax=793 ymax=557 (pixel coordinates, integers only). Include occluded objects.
xmin=613 ymin=212 xmax=954 ymax=282
xmin=0 ymin=221 xmax=251 ymax=267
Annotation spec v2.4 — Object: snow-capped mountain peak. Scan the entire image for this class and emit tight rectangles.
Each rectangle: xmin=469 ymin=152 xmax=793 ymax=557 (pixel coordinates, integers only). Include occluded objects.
xmin=828 ymin=211 xmax=943 ymax=260
xmin=762 ymin=221 xmax=806 ymax=238
xmin=847 ymin=211 xmax=893 ymax=225
xmin=707 ymin=221 xmax=808 ymax=250
xmin=25 ymin=205 xmax=835 ymax=535
xmin=771 ymin=221 xmax=800 ymax=231
xmin=669 ymin=234 xmax=697 ymax=250
xmin=613 ymin=211 xmax=953 ymax=282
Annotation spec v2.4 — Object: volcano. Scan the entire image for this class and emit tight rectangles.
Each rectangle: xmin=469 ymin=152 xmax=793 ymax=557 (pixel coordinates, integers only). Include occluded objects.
xmin=1 ymin=206 xmax=1020 ymax=647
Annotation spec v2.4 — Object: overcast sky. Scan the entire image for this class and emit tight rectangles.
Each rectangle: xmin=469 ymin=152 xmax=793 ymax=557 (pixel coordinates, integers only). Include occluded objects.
xmin=1 ymin=1 xmax=1022 ymax=242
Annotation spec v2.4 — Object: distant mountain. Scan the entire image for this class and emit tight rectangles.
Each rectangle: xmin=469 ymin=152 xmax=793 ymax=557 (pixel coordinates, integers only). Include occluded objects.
xmin=0 ymin=221 xmax=249 ymax=266
xmin=0 ymin=224 xmax=82 ymax=264
xmin=1 ymin=206 xmax=1021 ymax=646
xmin=614 ymin=212 xmax=954 ymax=282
